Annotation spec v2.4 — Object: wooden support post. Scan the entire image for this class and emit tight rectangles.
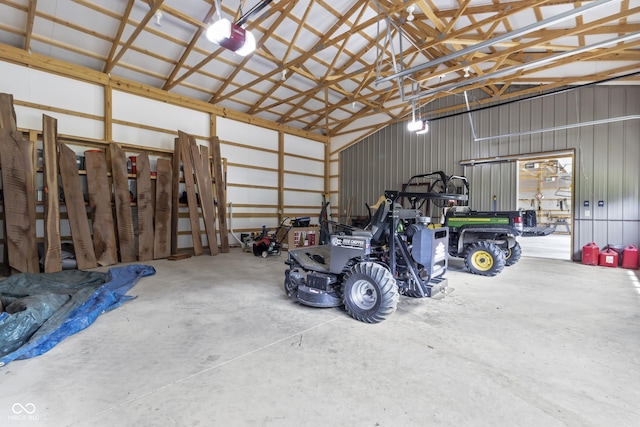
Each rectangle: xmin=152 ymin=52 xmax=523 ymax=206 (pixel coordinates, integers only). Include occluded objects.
xmin=210 ymin=136 xmax=229 ymax=252
xmin=277 ymin=132 xmax=284 ymax=224
xmin=171 ymin=137 xmax=180 ymax=255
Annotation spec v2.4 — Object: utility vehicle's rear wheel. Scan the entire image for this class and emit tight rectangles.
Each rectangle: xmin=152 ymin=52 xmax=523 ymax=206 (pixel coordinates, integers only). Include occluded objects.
xmin=504 ymin=242 xmax=522 ymax=267
xmin=464 ymin=241 xmax=505 ymax=277
xmin=342 ymin=262 xmax=398 ymax=323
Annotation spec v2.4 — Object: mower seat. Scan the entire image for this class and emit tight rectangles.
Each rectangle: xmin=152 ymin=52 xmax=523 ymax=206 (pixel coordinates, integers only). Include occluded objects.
xmin=350 ymin=199 xmax=390 ymax=243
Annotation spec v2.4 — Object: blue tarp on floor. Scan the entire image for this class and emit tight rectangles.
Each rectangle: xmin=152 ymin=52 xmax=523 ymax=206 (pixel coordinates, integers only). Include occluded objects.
xmin=0 ymin=264 xmax=155 ymax=367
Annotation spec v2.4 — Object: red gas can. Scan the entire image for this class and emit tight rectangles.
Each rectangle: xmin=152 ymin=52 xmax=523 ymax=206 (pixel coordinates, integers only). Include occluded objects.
xmin=582 ymin=242 xmax=599 ymax=266
xmin=622 ymin=244 xmax=639 ymax=269
xmin=599 ymin=249 xmax=619 ymax=268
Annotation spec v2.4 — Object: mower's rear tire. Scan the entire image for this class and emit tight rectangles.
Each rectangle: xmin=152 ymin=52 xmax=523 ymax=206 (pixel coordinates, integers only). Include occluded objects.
xmin=504 ymin=241 xmax=522 ymax=267
xmin=342 ymin=262 xmax=398 ymax=323
xmin=464 ymin=241 xmax=505 ymax=277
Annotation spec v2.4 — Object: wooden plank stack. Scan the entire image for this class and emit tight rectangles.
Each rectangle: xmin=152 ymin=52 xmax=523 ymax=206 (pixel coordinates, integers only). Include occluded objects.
xmin=174 ymin=130 xmax=228 ymax=256
xmin=0 ymin=94 xmax=229 ymax=274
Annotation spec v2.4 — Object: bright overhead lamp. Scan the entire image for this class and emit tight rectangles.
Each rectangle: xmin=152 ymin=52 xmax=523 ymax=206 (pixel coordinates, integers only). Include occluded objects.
xmin=407 ymin=99 xmax=428 ymax=133
xmin=206 ymin=18 xmax=256 ymax=56
xmin=407 ymin=120 xmax=423 ymax=132
xmin=235 ymin=29 xmax=256 ymax=57
xmin=406 ymin=5 xmax=415 ymax=22
xmin=416 ymin=121 xmax=429 ymax=134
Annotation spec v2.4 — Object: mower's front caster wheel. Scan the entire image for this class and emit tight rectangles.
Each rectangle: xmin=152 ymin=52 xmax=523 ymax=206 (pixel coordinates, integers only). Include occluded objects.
xmin=284 ymin=269 xmax=302 ymax=298
xmin=262 ymin=251 xmax=268 ymax=258
xmin=504 ymin=242 xmax=522 ymax=266
xmin=342 ymin=262 xmax=398 ymax=323
xmin=464 ymin=241 xmax=505 ymax=277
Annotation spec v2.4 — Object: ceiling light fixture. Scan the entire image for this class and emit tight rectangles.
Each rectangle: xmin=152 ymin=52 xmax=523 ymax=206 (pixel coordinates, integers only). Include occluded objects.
xmin=406 ymin=5 xmax=415 ymax=22
xmin=206 ymin=18 xmax=255 ymax=56
xmin=407 ymin=100 xmax=421 ymax=131
xmin=407 ymin=99 xmax=428 ymax=133
xmin=416 ymin=121 xmax=429 ymax=134
xmin=407 ymin=120 xmax=424 ymax=132
xmin=206 ymin=0 xmax=274 ymax=56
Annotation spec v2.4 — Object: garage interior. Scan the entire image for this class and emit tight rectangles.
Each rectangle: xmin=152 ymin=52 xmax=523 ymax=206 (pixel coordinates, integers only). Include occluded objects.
xmin=0 ymin=0 xmax=639 ymax=425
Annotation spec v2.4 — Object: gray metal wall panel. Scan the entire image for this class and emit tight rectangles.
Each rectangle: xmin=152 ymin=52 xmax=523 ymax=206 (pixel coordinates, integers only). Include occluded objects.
xmin=341 ymin=85 xmax=640 ymax=257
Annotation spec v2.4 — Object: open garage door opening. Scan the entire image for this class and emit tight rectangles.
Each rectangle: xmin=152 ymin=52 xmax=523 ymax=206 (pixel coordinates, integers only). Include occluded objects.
xmin=517 ymin=155 xmax=574 ymax=261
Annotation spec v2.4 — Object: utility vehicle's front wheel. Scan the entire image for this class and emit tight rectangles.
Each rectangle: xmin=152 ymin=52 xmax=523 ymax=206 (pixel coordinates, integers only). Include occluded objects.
xmin=504 ymin=242 xmax=522 ymax=267
xmin=342 ymin=262 xmax=398 ymax=323
xmin=464 ymin=241 xmax=505 ymax=277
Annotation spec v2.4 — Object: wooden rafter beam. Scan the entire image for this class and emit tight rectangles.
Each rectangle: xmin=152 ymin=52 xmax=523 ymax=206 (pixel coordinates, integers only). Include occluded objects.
xmin=103 ymin=0 xmax=135 ymax=74
xmin=209 ymin=0 xmax=296 ymax=103
xmin=436 ymin=0 xmax=579 ymax=18
xmin=104 ymin=0 xmax=165 ymax=74
xmin=276 ymin=1 xmax=369 ymax=123
xmin=444 ymin=0 xmax=471 ymax=33
xmin=213 ymin=0 xmax=367 ymax=104
xmin=409 ymin=5 xmax=640 ymax=86
xmin=162 ymin=5 xmax=217 ymax=91
xmin=281 ymin=0 xmax=315 ymax=65
xmin=164 ymin=0 xmax=289 ymax=92
xmin=24 ymin=0 xmax=37 ymax=51
xmin=413 ymin=40 xmax=640 ymax=104
xmin=332 ymin=61 xmax=640 ymax=139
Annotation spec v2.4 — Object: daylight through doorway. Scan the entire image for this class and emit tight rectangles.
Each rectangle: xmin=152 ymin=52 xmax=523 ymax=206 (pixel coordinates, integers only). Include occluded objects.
xmin=517 ymin=155 xmax=573 ymax=260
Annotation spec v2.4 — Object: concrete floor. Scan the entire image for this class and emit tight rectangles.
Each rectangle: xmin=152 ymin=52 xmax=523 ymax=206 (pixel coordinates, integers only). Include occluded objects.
xmin=1 ymin=248 xmax=639 ymax=427
xmin=520 ymin=233 xmax=572 ymax=260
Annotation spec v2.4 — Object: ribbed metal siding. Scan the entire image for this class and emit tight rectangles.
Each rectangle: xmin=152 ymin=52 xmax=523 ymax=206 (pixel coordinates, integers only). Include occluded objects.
xmin=341 ymin=85 xmax=640 ymax=259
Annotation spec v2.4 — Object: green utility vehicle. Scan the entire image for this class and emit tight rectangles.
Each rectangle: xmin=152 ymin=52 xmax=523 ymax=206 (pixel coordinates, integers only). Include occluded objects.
xmin=404 ymin=172 xmax=524 ymax=277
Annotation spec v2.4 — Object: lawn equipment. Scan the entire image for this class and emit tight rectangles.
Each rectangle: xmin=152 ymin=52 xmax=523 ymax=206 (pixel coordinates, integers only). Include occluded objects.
xmin=284 ymin=187 xmax=466 ymax=323
xmin=252 ymin=218 xmax=292 ymax=258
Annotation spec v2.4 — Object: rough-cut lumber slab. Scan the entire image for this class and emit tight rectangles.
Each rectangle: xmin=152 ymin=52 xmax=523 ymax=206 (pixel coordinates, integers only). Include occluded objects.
xmin=58 ymin=143 xmax=97 ymax=269
xmin=135 ymin=152 xmax=154 ymax=261
xmin=42 ymin=115 xmax=62 ymax=272
xmin=171 ymin=137 xmax=180 ymax=255
xmin=85 ymin=150 xmax=118 ymax=267
xmin=177 ymin=131 xmax=203 ymax=256
xmin=110 ymin=142 xmax=136 ymax=263
xmin=0 ymin=129 xmax=39 ymax=273
xmin=189 ymin=136 xmax=218 ymax=255
xmin=154 ymin=158 xmax=172 ymax=259
xmin=210 ymin=136 xmax=230 ymax=252
xmin=0 ymin=93 xmax=18 ymax=132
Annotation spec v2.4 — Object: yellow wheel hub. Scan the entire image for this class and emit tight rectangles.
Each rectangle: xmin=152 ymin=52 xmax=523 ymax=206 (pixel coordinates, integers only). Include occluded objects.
xmin=472 ymin=250 xmax=493 ymax=271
